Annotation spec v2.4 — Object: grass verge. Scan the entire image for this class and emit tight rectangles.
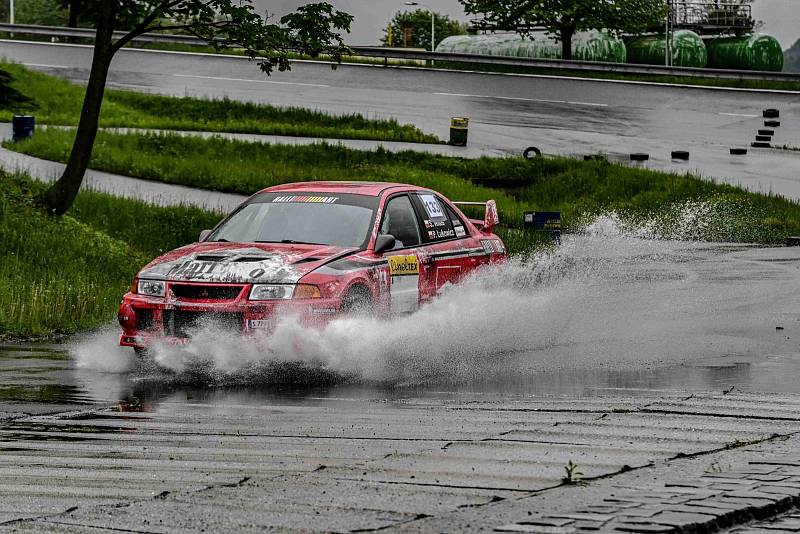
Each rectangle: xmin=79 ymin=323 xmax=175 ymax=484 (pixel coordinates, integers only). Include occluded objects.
xmin=9 ymin=127 xmax=800 ymax=245
xmin=0 ymin=62 xmax=440 ymax=143
xmin=0 ymin=173 xmax=222 ymax=340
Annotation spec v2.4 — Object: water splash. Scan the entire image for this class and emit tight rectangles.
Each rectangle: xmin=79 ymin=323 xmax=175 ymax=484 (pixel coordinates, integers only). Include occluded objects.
xmin=71 ymin=213 xmax=759 ymax=387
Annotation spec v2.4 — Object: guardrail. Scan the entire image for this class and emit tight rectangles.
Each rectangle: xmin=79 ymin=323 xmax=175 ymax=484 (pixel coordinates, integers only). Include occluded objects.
xmin=0 ymin=22 xmax=797 ymax=83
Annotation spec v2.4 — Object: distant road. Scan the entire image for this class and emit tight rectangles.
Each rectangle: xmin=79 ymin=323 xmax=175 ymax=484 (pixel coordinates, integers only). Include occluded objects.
xmin=3 ymin=40 xmax=800 ymax=197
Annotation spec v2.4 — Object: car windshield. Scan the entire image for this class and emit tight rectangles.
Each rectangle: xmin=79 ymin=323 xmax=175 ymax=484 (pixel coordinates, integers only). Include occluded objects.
xmin=207 ymin=192 xmax=378 ymax=248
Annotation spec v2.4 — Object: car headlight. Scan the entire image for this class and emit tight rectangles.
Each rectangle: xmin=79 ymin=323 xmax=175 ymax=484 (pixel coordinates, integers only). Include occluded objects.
xmin=137 ymin=279 xmax=165 ymax=298
xmin=249 ymin=284 xmax=321 ymax=301
xmin=249 ymin=284 xmax=295 ymax=301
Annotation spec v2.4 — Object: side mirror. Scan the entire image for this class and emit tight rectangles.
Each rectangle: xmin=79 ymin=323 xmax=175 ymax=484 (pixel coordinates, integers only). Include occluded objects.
xmin=198 ymin=229 xmax=212 ymax=242
xmin=374 ymin=234 xmax=396 ymax=254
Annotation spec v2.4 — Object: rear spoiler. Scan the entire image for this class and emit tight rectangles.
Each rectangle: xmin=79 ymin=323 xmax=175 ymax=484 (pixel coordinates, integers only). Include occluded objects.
xmin=451 ymin=200 xmax=499 ymax=232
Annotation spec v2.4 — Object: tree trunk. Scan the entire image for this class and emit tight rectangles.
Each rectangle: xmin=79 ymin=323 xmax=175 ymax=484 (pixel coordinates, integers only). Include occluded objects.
xmin=67 ymin=0 xmax=80 ymax=28
xmin=561 ymin=27 xmax=574 ymax=60
xmin=39 ymin=2 xmax=117 ymax=215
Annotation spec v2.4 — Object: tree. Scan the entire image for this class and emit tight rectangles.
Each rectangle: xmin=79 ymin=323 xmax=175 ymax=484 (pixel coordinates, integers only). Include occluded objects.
xmin=785 ymin=39 xmax=800 ymax=73
xmin=39 ymin=0 xmax=353 ymax=215
xmin=381 ymin=9 xmax=467 ymax=50
xmin=459 ymin=0 xmax=667 ymax=60
xmin=16 ymin=0 xmax=69 ymax=26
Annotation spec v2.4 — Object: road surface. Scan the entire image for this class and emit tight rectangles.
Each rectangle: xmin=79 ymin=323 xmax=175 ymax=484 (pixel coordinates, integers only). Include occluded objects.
xmin=2 ymin=40 xmax=800 ymax=197
xmin=4 ymin=235 xmax=800 ymax=531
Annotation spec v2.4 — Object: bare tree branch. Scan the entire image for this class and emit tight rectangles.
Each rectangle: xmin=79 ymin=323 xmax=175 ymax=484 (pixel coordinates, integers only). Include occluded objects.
xmin=110 ymin=0 xmax=179 ymax=52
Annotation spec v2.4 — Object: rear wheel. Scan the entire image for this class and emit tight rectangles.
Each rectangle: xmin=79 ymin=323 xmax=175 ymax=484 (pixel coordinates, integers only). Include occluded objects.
xmin=133 ymin=347 xmax=150 ymax=358
xmin=340 ymin=286 xmax=373 ymax=317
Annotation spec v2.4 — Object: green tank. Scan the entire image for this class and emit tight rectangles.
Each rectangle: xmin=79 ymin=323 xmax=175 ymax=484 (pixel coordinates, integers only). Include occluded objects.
xmin=435 ymin=32 xmax=626 ymax=63
xmin=706 ymin=34 xmax=784 ymax=71
xmin=626 ymin=30 xmax=707 ymax=68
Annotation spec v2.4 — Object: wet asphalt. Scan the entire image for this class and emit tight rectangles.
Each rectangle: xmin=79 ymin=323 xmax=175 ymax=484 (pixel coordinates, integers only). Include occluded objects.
xmin=1 ymin=40 xmax=800 ymax=198
xmin=3 ymin=239 xmax=800 ymax=531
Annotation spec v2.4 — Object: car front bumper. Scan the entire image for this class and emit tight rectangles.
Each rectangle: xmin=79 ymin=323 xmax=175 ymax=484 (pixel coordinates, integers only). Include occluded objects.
xmin=118 ymin=292 xmax=342 ymax=349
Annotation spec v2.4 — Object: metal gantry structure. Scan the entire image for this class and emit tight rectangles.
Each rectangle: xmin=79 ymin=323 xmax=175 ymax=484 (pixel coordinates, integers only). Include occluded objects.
xmin=671 ymin=1 xmax=754 ymax=34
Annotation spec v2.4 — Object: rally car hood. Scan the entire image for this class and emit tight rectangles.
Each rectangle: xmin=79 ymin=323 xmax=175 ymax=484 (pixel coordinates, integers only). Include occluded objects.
xmin=137 ymin=242 xmax=358 ymax=284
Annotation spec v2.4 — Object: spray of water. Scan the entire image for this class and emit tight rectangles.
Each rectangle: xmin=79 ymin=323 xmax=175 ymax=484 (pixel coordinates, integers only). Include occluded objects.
xmin=72 ymin=212 xmax=745 ymax=387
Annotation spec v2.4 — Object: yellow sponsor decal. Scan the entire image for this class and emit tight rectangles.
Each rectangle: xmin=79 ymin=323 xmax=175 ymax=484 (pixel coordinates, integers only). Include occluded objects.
xmin=388 ymin=255 xmax=419 ymax=276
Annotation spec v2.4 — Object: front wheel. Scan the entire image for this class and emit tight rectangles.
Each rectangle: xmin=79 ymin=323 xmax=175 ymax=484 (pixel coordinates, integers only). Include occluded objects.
xmin=340 ymin=286 xmax=373 ymax=317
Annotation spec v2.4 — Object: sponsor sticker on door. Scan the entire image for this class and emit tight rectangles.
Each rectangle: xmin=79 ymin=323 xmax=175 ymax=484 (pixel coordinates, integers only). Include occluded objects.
xmin=388 ymin=255 xmax=419 ymax=276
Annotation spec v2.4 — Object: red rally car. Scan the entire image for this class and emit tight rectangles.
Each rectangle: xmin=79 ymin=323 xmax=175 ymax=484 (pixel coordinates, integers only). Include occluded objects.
xmin=118 ymin=182 xmax=507 ymax=353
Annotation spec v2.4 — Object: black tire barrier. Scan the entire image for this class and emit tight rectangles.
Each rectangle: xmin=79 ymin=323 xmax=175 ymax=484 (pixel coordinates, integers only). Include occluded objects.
xmin=758 ymin=129 xmax=775 ymax=136
xmin=671 ymin=150 xmax=690 ymax=160
xmin=730 ymin=148 xmax=748 ymax=155
xmin=630 ymin=153 xmax=649 ymax=161
xmin=763 ymin=109 xmax=780 ymax=119
xmin=765 ymin=120 xmax=781 ymax=128
xmin=755 ymin=135 xmax=772 ymax=142
xmin=786 ymin=237 xmax=800 ymax=247
xmin=752 ymin=141 xmax=771 ymax=148
xmin=523 ymin=146 xmax=541 ymax=159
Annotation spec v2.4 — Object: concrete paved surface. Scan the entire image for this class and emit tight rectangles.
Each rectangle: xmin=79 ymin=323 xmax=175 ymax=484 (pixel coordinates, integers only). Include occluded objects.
xmin=102 ymin=126 xmax=508 ymax=158
xmin=2 ymin=376 xmax=800 ymax=532
xmin=2 ymin=40 xmax=800 ymax=197
xmin=0 ymin=124 xmax=246 ymax=212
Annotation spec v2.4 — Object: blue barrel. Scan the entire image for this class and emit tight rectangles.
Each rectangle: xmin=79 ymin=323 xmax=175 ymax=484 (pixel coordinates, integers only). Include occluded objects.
xmin=12 ymin=115 xmax=35 ymax=142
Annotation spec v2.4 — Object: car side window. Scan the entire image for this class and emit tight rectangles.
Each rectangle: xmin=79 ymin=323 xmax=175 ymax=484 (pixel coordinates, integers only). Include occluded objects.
xmin=380 ymin=195 xmax=422 ymax=250
xmin=445 ymin=204 xmax=468 ymax=239
xmin=413 ymin=193 xmax=457 ymax=243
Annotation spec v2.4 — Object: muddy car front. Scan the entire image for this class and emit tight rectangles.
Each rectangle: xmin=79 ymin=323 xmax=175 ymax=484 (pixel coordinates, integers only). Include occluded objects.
xmin=118 ymin=244 xmax=353 ymax=349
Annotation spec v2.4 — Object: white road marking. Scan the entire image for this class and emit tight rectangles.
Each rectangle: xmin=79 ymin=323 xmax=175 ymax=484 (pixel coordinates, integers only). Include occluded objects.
xmin=22 ymin=62 xmax=70 ymax=69
xmin=433 ymin=92 xmax=608 ymax=107
xmin=173 ymin=73 xmax=329 ymax=88
xmin=718 ymin=112 xmax=759 ymax=118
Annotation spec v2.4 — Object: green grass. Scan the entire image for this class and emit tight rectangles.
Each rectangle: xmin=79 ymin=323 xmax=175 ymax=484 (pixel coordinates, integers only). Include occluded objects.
xmin=0 ymin=62 xmax=440 ymax=143
xmin=0 ymin=173 xmax=222 ymax=340
xmin=9 ymin=127 xmax=800 ymax=244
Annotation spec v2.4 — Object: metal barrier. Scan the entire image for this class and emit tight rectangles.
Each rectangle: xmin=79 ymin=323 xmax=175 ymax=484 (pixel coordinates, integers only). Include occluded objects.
xmin=0 ymin=23 xmax=797 ymax=84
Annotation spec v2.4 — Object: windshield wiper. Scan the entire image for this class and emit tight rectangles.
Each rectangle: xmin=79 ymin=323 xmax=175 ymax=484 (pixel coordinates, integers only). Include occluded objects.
xmin=255 ymin=240 xmax=325 ymax=246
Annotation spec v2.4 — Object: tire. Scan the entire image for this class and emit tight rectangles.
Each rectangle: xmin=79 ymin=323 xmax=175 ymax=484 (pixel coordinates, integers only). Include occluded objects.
xmin=133 ymin=347 xmax=150 ymax=358
xmin=730 ymin=148 xmax=747 ymax=155
xmin=630 ymin=153 xmax=649 ymax=162
xmin=671 ymin=150 xmax=689 ymax=161
xmin=523 ymin=146 xmax=541 ymax=159
xmin=763 ymin=109 xmax=780 ymax=119
xmin=755 ymin=135 xmax=772 ymax=142
xmin=340 ymin=286 xmax=373 ymax=317
xmin=764 ymin=120 xmax=781 ymax=128
xmin=758 ymin=129 xmax=775 ymax=136
xmin=751 ymin=141 xmax=771 ymax=148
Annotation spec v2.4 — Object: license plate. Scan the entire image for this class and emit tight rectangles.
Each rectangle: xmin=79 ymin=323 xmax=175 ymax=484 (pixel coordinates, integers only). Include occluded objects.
xmin=165 ymin=338 xmax=191 ymax=346
xmin=248 ymin=319 xmax=274 ymax=330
